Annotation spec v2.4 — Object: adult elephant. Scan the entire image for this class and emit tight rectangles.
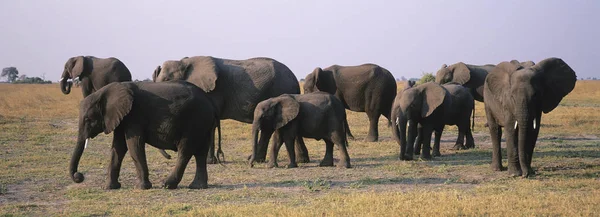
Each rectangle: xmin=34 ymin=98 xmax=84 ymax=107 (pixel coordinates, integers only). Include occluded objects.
xmin=60 ymin=56 xmax=132 ymax=97
xmin=69 ymin=81 xmax=219 ymax=189
xmin=153 ymin=56 xmax=303 ymax=163
xmin=60 ymin=56 xmax=172 ymax=159
xmin=484 ymin=58 xmax=576 ymax=177
xmin=435 ymin=60 xmax=535 ymax=102
xmin=303 ymin=64 xmax=397 ymax=142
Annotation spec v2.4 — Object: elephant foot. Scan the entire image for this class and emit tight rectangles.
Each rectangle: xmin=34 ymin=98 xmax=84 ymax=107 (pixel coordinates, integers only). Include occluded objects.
xmin=414 ymin=150 xmax=420 ymax=155
xmin=452 ymin=144 xmax=465 ymax=150
xmin=420 ymin=153 xmax=432 ymax=161
xmin=432 ymin=151 xmax=441 ymax=157
xmin=286 ymin=163 xmax=298 ymax=168
xmin=400 ymin=154 xmax=413 ymax=161
xmin=296 ymin=155 xmax=310 ymax=163
xmin=491 ymin=164 xmax=505 ymax=171
xmin=189 ymin=181 xmax=208 ymax=189
xmin=206 ymin=156 xmax=218 ymax=164
xmin=464 ymin=143 xmax=475 ymax=149
xmin=136 ymin=181 xmax=152 ymax=190
xmin=268 ymin=162 xmax=278 ymax=168
xmin=338 ymin=161 xmax=351 ymax=168
xmin=105 ymin=181 xmax=121 ymax=190
xmin=347 ymin=134 xmax=356 ymax=140
xmin=247 ymin=154 xmax=267 ymax=163
xmin=508 ymin=166 xmax=523 ymax=177
xmin=319 ymin=159 xmax=334 ymax=167
xmin=522 ymin=168 xmax=535 ymax=178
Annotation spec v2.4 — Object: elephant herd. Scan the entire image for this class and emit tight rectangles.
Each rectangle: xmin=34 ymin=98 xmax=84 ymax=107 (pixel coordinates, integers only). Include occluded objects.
xmin=61 ymin=55 xmax=576 ymax=189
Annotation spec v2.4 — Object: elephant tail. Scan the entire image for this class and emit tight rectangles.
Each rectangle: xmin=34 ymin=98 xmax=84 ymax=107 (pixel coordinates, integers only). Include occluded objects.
xmin=215 ymin=119 xmax=224 ymax=165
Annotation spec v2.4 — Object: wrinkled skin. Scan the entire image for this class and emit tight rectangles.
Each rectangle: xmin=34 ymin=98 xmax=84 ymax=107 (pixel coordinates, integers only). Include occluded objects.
xmin=249 ymin=93 xmax=351 ymax=168
xmin=304 ymin=64 xmax=397 ymax=142
xmin=61 ymin=56 xmax=171 ymax=159
xmin=153 ymin=56 xmax=304 ymax=164
xmin=69 ymin=81 xmax=219 ymax=190
xmin=436 ymin=60 xmax=535 ymax=102
xmin=391 ymin=82 xmax=473 ymax=160
xmin=484 ymin=58 xmax=576 ymax=178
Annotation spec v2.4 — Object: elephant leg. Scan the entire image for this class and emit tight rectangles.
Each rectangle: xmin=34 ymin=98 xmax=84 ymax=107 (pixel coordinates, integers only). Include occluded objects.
xmin=432 ymin=127 xmax=443 ymax=157
xmin=80 ymin=78 xmax=93 ymax=97
xmin=487 ymin=115 xmax=504 ymax=171
xmin=106 ymin=129 xmax=127 ymax=190
xmin=453 ymin=127 xmax=466 ymax=150
xmin=319 ymin=140 xmax=335 ymax=167
xmin=419 ymin=126 xmax=433 ymax=160
xmin=465 ymin=125 xmax=475 ymax=149
xmin=190 ymin=152 xmax=208 ymax=189
xmin=413 ymin=124 xmax=423 ymax=155
xmin=294 ymin=137 xmax=310 ymax=163
xmin=125 ymin=132 xmax=151 ymax=190
xmin=505 ymin=123 xmax=522 ymax=177
xmin=365 ymin=112 xmax=380 ymax=142
xmin=268 ymin=131 xmax=283 ymax=168
xmin=282 ymin=134 xmax=297 ymax=168
xmin=164 ymin=150 xmax=193 ymax=189
xmin=206 ymin=126 xmax=217 ymax=164
xmin=332 ymin=134 xmax=351 ymax=168
xmin=523 ymin=120 xmax=540 ymax=177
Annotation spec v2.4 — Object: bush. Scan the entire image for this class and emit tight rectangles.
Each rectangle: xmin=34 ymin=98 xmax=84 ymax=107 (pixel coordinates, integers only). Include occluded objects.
xmin=416 ymin=72 xmax=435 ymax=85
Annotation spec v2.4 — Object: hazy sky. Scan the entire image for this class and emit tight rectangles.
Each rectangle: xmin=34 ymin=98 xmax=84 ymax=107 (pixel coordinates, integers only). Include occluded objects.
xmin=1 ymin=0 xmax=598 ymax=81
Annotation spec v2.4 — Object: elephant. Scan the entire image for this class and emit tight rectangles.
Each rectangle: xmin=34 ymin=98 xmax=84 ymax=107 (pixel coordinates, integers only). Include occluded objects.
xmin=248 ymin=92 xmax=351 ymax=168
xmin=435 ymin=60 xmax=536 ymax=102
xmin=153 ymin=56 xmax=304 ymax=164
xmin=69 ymin=81 xmax=220 ymax=189
xmin=303 ymin=64 xmax=397 ymax=142
xmin=484 ymin=58 xmax=576 ymax=177
xmin=391 ymin=82 xmax=474 ymax=160
xmin=61 ymin=56 xmax=173 ymax=160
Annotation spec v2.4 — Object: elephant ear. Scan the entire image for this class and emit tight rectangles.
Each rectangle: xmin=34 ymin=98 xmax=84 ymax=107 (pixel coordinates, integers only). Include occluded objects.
xmin=70 ymin=56 xmax=86 ymax=79
xmin=314 ymin=67 xmax=337 ymax=94
xmin=486 ymin=61 xmax=517 ymax=103
xmin=152 ymin=65 xmax=161 ymax=82
xmin=272 ymin=95 xmax=300 ymax=129
xmin=101 ymin=83 xmax=134 ymax=134
xmin=532 ymin=58 xmax=577 ymax=113
xmin=420 ymin=82 xmax=446 ymax=118
xmin=450 ymin=62 xmax=471 ymax=85
xmin=185 ymin=56 xmax=219 ymax=92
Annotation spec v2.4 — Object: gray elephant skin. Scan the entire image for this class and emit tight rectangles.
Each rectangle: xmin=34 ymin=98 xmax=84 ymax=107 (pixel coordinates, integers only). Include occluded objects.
xmin=303 ymin=64 xmax=397 ymax=142
xmin=435 ymin=60 xmax=535 ymax=102
xmin=249 ymin=92 xmax=351 ymax=168
xmin=484 ymin=57 xmax=576 ymax=177
xmin=391 ymin=82 xmax=474 ymax=160
xmin=153 ymin=56 xmax=303 ymax=163
xmin=69 ymin=81 xmax=219 ymax=190
xmin=60 ymin=56 xmax=132 ymax=97
xmin=61 ymin=55 xmax=173 ymax=160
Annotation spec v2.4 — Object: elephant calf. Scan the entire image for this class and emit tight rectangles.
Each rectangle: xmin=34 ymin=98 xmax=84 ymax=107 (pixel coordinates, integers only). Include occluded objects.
xmin=249 ymin=92 xmax=351 ymax=168
xmin=69 ymin=81 xmax=219 ymax=189
xmin=391 ymin=82 xmax=474 ymax=160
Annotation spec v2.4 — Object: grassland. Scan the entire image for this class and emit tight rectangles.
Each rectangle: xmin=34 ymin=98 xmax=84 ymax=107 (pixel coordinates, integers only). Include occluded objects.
xmin=1 ymin=81 xmax=599 ymax=216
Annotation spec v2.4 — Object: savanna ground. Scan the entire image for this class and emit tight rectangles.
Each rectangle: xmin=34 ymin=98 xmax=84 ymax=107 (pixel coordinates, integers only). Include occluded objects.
xmin=1 ymin=81 xmax=599 ymax=216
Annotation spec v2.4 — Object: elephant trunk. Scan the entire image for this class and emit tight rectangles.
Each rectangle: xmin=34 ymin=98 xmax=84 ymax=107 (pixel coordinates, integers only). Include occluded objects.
xmin=69 ymin=132 xmax=87 ymax=183
xmin=60 ymin=75 xmax=72 ymax=95
xmin=397 ymin=113 xmax=410 ymax=160
xmin=249 ymin=120 xmax=261 ymax=167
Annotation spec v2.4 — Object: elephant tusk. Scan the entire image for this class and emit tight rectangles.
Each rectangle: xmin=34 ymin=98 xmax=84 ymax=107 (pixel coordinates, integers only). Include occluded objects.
xmin=395 ymin=117 xmax=399 ymax=126
xmin=74 ymin=76 xmax=80 ymax=82
xmin=60 ymin=77 xmax=65 ymax=82
xmin=407 ymin=121 xmax=410 ymax=127
xmin=533 ymin=118 xmax=537 ymax=129
xmin=514 ymin=121 xmax=518 ymax=129
xmin=84 ymin=139 xmax=89 ymax=149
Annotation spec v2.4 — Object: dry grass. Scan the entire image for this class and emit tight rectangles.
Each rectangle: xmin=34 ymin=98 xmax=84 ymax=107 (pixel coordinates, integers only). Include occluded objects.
xmin=1 ymin=82 xmax=599 ymax=216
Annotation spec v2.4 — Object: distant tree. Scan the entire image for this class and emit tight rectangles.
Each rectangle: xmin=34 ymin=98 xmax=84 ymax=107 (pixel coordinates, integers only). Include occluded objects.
xmin=18 ymin=74 xmax=27 ymax=81
xmin=12 ymin=75 xmax=52 ymax=84
xmin=400 ymin=76 xmax=407 ymax=81
xmin=416 ymin=72 xmax=436 ymax=85
xmin=142 ymin=78 xmax=152 ymax=82
xmin=1 ymin=67 xmax=19 ymax=83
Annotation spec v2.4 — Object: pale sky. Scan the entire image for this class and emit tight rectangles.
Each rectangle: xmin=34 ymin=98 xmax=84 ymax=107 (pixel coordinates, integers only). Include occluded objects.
xmin=1 ymin=0 xmax=598 ymax=81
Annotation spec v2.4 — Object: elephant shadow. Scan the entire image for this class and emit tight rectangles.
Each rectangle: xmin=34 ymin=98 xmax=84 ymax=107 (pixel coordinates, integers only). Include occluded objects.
xmin=212 ymin=177 xmax=453 ymax=190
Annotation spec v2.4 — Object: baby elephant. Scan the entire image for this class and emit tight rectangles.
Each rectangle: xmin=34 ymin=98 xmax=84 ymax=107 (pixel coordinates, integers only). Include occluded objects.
xmin=69 ymin=81 xmax=218 ymax=190
xmin=391 ymin=82 xmax=474 ymax=160
xmin=248 ymin=92 xmax=351 ymax=168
